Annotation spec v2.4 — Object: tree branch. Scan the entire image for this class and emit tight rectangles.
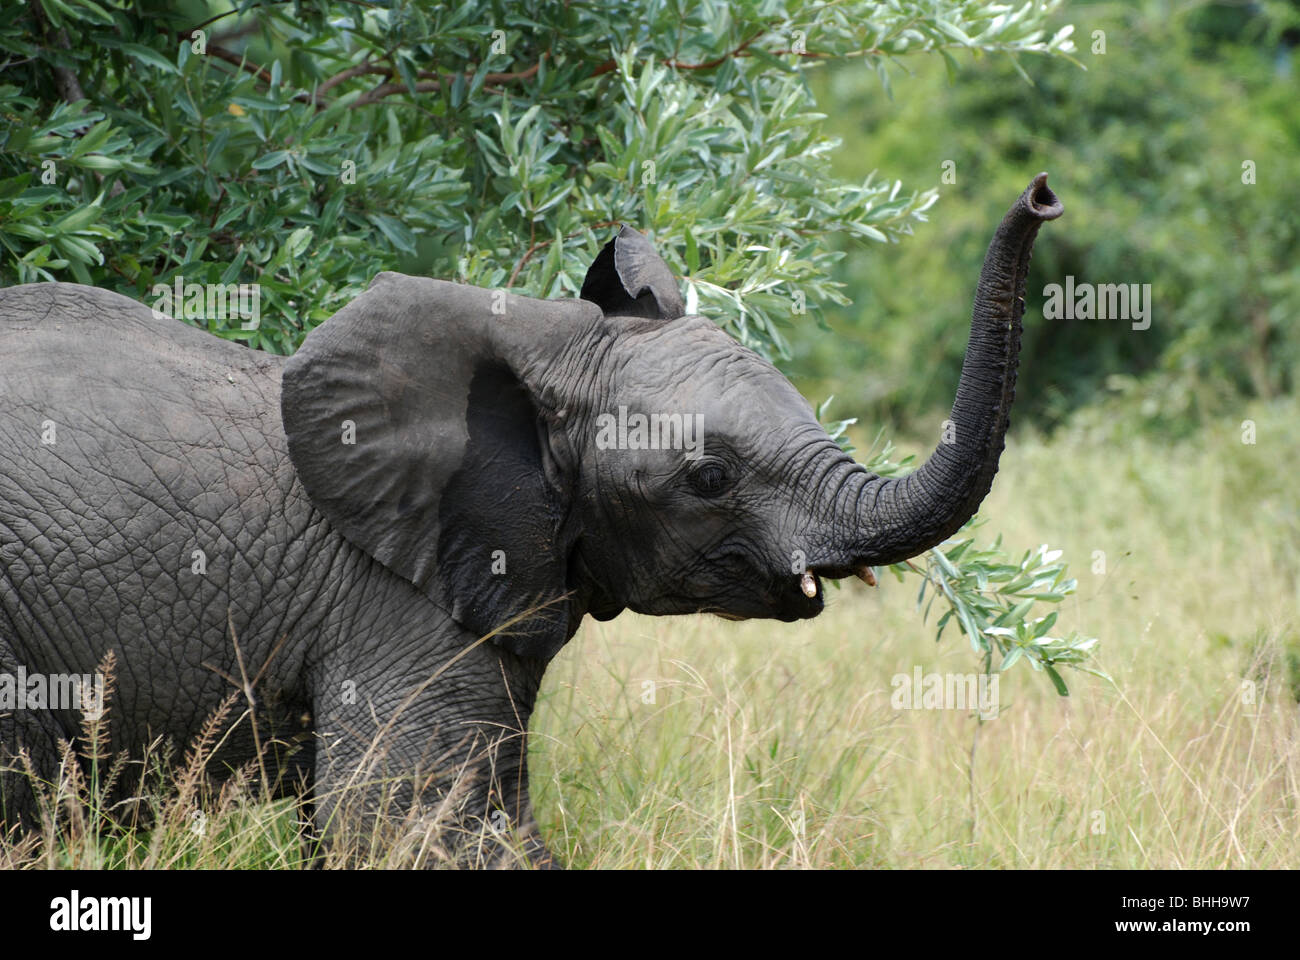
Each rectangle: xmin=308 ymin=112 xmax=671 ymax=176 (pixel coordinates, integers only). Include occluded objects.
xmin=316 ymin=61 xmax=387 ymax=98
xmin=506 ymin=220 xmax=620 ymax=289
xmin=591 ymin=26 xmax=771 ymax=76
xmin=207 ymin=44 xmax=273 ymax=84
xmin=587 ymin=26 xmax=873 ymax=77
xmin=30 ymin=1 xmax=85 ymax=105
xmin=196 ymin=41 xmax=319 ymax=106
xmin=349 ymin=58 xmax=543 ymax=108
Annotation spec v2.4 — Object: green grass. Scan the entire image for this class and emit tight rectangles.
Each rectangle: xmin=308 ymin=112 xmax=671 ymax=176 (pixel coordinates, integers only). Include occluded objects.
xmin=4 ymin=398 xmax=1297 ymax=868
xmin=532 ymin=396 xmax=1300 ymax=868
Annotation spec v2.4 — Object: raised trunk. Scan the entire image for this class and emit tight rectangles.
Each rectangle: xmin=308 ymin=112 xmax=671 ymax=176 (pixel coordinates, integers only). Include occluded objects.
xmin=843 ymin=173 xmax=1063 ymax=567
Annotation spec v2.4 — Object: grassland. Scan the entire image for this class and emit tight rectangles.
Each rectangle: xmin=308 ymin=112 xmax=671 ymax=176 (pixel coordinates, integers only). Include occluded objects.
xmin=532 ymin=396 xmax=1300 ymax=868
xmin=4 ymin=398 xmax=1296 ymax=868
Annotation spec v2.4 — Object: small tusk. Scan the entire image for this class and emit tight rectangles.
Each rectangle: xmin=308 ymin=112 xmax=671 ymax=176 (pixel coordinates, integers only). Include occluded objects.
xmin=854 ymin=564 xmax=877 ymax=587
xmin=800 ymin=571 xmax=817 ymax=598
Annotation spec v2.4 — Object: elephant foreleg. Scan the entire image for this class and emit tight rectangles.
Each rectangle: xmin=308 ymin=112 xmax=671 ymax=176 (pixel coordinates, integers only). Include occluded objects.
xmin=308 ymin=643 xmax=555 ymax=868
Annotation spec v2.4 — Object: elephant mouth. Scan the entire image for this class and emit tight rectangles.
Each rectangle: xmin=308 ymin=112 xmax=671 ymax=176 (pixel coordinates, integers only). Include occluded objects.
xmin=678 ymin=554 xmax=877 ymax=623
xmin=762 ymin=569 xmax=826 ymax=622
xmin=760 ymin=562 xmax=877 ymax=622
xmin=694 ymin=573 xmax=822 ymax=622
xmin=805 ymin=562 xmax=878 ymax=585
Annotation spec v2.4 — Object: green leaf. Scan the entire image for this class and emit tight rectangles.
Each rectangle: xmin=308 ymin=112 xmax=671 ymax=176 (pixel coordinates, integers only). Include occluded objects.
xmin=96 ymin=38 xmax=181 ymax=75
xmin=252 ymin=151 xmax=291 ymax=170
xmin=998 ymin=647 xmax=1024 ymax=672
xmin=934 ymin=19 xmax=974 ymax=46
xmin=368 ymin=214 xmax=416 ymax=254
xmin=69 ymin=119 xmax=113 ymax=157
xmin=72 ymin=155 xmax=123 ymax=172
xmin=1043 ymin=664 xmax=1070 ymax=697
xmin=52 ymin=203 xmax=102 ymax=233
xmin=684 ymin=226 xmax=699 ymax=273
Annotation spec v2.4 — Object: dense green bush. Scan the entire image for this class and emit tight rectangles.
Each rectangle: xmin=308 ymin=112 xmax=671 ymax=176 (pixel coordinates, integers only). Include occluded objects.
xmin=1 ymin=0 xmax=1071 ymax=359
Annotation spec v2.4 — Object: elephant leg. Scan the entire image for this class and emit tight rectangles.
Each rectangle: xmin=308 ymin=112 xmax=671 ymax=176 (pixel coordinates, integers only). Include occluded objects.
xmin=0 ymin=664 xmax=69 ymax=839
xmin=309 ymin=644 xmax=555 ymax=868
xmin=0 ymin=711 xmax=46 ymax=838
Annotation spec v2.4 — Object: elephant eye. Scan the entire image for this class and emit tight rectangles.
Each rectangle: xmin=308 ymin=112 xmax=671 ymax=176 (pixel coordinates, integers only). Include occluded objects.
xmin=689 ymin=462 xmax=729 ymax=497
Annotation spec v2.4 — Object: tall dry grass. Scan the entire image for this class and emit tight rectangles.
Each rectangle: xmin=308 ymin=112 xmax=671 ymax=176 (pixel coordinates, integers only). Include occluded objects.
xmin=1 ymin=655 xmax=540 ymax=869
xmin=531 ymin=397 xmax=1300 ymax=867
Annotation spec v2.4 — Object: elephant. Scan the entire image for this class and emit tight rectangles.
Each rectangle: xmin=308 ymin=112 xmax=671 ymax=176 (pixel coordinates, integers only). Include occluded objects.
xmin=0 ymin=174 xmax=1062 ymax=867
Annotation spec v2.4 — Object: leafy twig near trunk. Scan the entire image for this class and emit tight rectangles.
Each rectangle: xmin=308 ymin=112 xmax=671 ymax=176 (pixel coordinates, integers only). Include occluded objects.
xmin=839 ymin=423 xmax=1105 ymax=698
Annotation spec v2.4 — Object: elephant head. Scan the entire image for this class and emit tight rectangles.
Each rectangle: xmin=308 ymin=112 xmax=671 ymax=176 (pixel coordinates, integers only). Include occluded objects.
xmin=281 ymin=174 xmax=1062 ymax=660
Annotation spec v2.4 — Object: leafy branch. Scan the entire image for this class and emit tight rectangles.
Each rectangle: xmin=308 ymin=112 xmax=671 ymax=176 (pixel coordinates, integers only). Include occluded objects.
xmin=831 ymin=415 xmax=1105 ymax=697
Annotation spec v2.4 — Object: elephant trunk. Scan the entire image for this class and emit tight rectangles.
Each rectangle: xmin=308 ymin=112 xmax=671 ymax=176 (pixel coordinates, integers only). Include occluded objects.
xmin=837 ymin=173 xmax=1062 ymax=569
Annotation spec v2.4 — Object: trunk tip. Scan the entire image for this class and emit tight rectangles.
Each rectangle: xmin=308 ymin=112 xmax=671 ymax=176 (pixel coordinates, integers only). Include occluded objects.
xmin=1024 ymin=172 xmax=1064 ymax=221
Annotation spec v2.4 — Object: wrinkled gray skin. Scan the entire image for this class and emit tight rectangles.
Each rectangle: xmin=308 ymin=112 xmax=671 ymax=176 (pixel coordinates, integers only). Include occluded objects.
xmin=0 ymin=175 xmax=1061 ymax=866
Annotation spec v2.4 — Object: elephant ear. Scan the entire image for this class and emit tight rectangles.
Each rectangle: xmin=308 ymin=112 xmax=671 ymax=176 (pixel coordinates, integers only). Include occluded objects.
xmin=281 ymin=272 xmax=600 ymax=660
xmin=580 ymin=224 xmax=685 ymax=320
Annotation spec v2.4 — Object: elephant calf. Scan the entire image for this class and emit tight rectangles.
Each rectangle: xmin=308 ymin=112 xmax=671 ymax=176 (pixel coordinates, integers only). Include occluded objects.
xmin=0 ymin=175 xmax=1061 ymax=866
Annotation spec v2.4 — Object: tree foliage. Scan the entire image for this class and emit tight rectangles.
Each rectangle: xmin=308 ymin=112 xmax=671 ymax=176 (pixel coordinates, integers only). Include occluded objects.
xmin=0 ymin=0 xmax=1099 ymax=691
xmin=3 ymin=0 xmax=1077 ymax=358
